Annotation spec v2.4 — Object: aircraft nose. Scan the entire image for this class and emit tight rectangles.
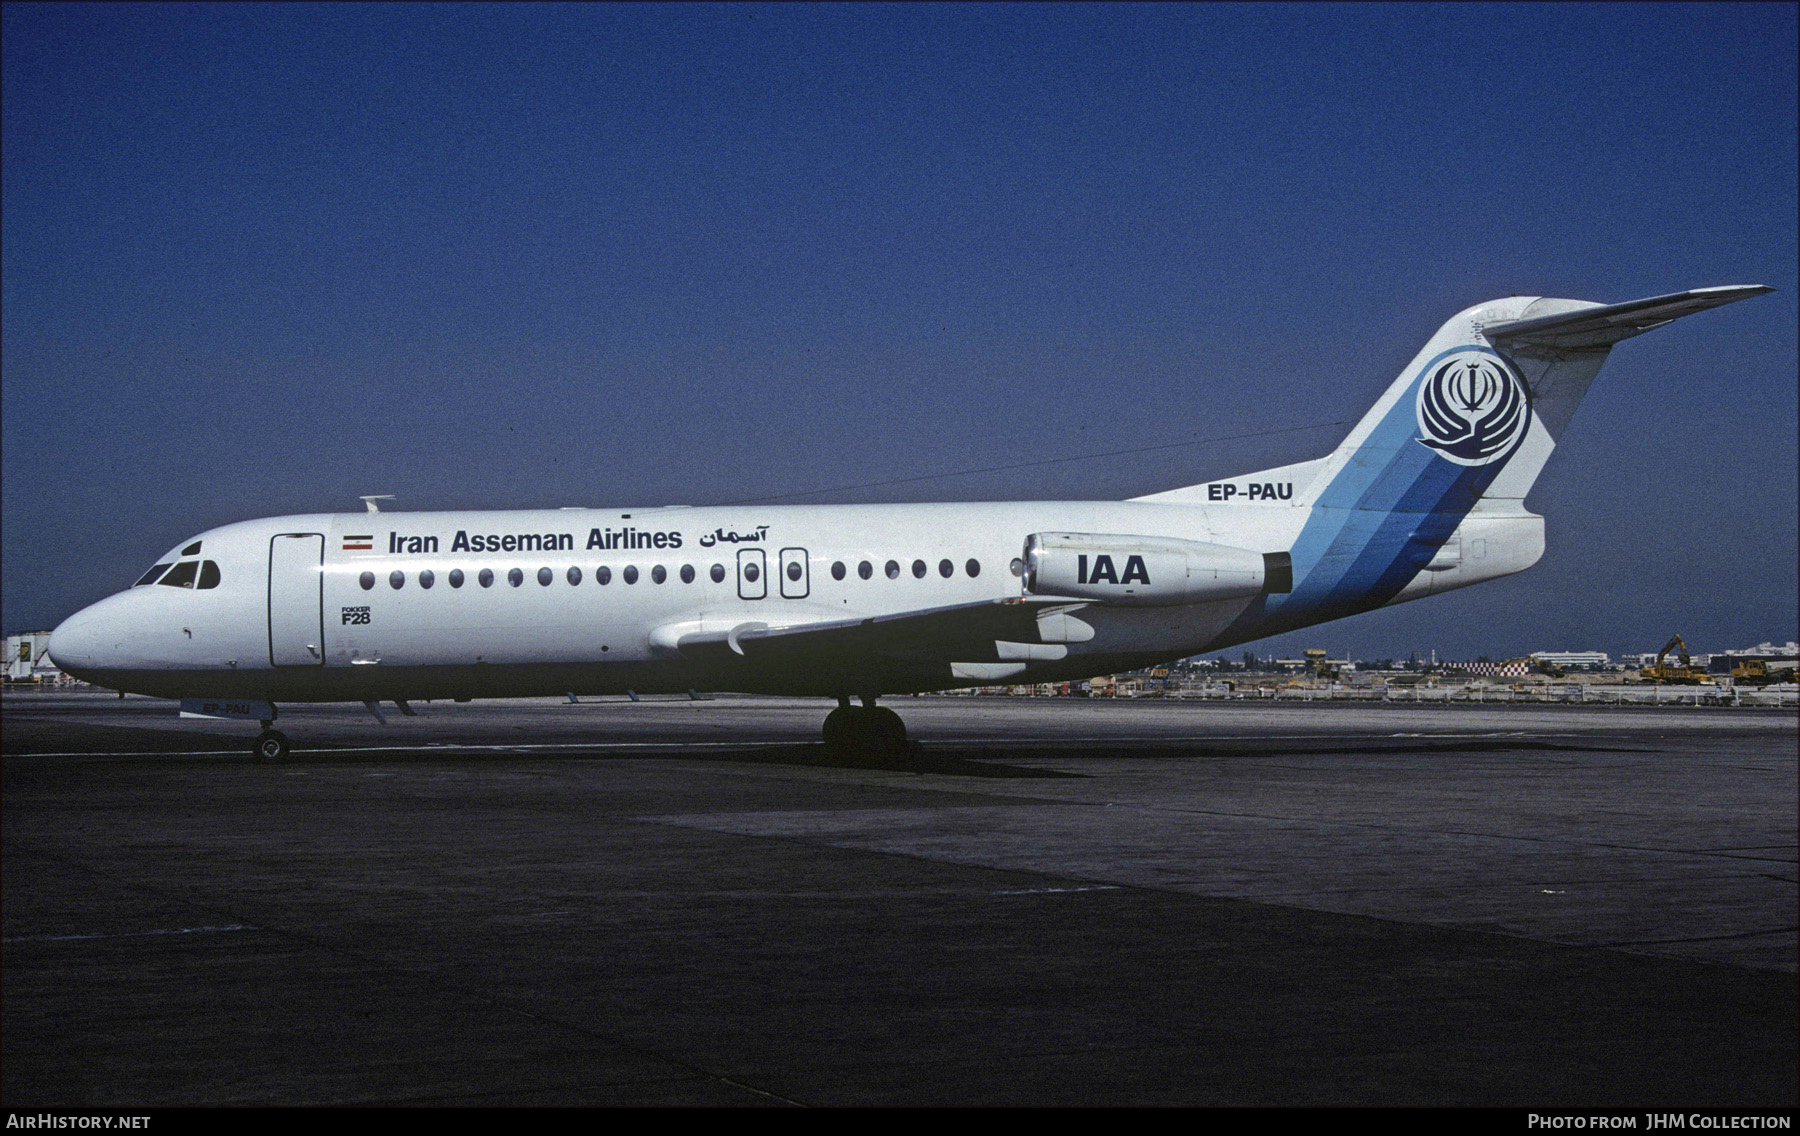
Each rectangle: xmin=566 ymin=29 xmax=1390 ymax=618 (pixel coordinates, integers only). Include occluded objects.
xmin=47 ymin=600 xmax=124 ymax=676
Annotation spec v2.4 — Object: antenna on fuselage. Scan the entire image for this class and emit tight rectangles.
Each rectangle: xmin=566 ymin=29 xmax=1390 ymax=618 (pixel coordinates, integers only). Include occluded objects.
xmin=360 ymin=495 xmax=395 ymax=513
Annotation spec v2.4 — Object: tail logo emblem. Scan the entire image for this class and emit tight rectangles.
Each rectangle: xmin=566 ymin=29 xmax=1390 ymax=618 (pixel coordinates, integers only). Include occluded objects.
xmin=1415 ymin=353 xmax=1530 ymax=466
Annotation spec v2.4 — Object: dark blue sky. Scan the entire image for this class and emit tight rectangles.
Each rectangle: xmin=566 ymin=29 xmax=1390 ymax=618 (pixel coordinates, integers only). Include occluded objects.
xmin=5 ymin=2 xmax=1795 ymax=662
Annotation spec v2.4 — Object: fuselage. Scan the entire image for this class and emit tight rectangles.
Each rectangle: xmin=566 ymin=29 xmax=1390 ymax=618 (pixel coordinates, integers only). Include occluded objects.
xmin=44 ymin=495 xmax=1533 ymax=702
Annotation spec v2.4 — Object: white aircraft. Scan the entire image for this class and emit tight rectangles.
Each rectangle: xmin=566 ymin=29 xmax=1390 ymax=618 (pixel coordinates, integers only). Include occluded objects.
xmin=48 ymin=285 xmax=1770 ymax=759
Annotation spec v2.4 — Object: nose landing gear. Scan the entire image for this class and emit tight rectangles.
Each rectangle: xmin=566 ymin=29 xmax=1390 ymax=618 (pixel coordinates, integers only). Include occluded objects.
xmin=822 ymin=695 xmax=909 ymax=757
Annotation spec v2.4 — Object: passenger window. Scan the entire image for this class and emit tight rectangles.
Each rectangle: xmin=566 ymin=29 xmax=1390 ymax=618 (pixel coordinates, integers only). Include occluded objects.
xmin=787 ymin=561 xmax=803 ymax=581
xmin=680 ymin=564 xmax=695 ymax=584
xmin=912 ymin=559 xmax=927 ymax=579
xmin=360 ymin=571 xmax=376 ymax=591
xmin=831 ymin=561 xmax=846 ymax=581
xmin=885 ymin=560 xmax=899 ymax=579
xmin=449 ymin=569 xmax=465 ymax=588
xmin=479 ymin=568 xmax=495 ymax=588
xmin=966 ymin=559 xmax=981 ymax=578
xmin=596 ymin=566 xmax=611 ymax=585
xmin=567 ymin=566 xmax=582 ymax=586
xmin=743 ymin=562 xmax=759 ymax=583
xmin=859 ymin=561 xmax=873 ymax=580
xmin=652 ymin=565 xmax=667 ymax=584
xmin=938 ymin=559 xmax=953 ymax=578
xmin=159 ymin=561 xmax=199 ymax=588
xmin=508 ymin=568 xmax=524 ymax=587
xmin=390 ymin=570 xmax=405 ymax=590
xmin=136 ymin=563 xmax=172 ymax=587
xmin=538 ymin=567 xmax=553 ymax=586
xmin=623 ymin=565 xmax=638 ymax=584
xmin=710 ymin=564 xmax=725 ymax=583
xmin=419 ymin=569 xmax=435 ymax=590
xmin=198 ymin=561 xmax=222 ymax=589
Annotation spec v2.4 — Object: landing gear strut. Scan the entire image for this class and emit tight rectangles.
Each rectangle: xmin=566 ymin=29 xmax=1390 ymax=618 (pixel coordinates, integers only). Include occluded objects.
xmin=822 ymin=695 xmax=908 ymax=756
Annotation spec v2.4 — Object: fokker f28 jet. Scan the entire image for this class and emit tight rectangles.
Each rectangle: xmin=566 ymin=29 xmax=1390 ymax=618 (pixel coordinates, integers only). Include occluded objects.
xmin=49 ymin=285 xmax=1770 ymax=760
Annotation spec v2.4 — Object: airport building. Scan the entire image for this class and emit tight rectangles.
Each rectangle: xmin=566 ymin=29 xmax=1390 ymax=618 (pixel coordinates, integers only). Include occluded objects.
xmin=1703 ymin=641 xmax=1799 ymax=676
xmin=1710 ymin=640 xmax=1799 ymax=663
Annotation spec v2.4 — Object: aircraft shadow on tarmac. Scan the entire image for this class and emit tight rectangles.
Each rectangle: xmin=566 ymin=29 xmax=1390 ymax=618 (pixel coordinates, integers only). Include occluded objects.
xmin=713 ymin=732 xmax=1655 ymax=778
xmin=628 ymin=734 xmax=1650 ymax=776
xmin=2 ymin=714 xmax=1647 ymax=776
xmin=718 ymin=742 xmax=1089 ymax=778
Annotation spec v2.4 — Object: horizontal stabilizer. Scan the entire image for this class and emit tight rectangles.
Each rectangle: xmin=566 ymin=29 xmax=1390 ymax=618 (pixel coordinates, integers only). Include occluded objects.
xmin=1484 ymin=285 xmax=1772 ymax=351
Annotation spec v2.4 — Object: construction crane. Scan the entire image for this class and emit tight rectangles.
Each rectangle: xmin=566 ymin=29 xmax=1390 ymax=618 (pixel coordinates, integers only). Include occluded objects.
xmin=1639 ymin=634 xmax=1709 ymax=684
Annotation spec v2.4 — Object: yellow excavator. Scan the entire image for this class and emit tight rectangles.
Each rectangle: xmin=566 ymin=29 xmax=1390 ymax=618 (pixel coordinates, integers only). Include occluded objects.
xmin=1639 ymin=634 xmax=1709 ymax=684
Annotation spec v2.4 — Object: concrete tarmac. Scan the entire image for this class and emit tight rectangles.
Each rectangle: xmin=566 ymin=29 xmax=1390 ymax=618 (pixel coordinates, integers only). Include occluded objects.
xmin=3 ymin=690 xmax=1794 ymax=1107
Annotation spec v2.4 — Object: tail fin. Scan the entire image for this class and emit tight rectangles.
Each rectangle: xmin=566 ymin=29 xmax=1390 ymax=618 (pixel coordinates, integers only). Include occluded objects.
xmin=1142 ymin=286 xmax=1770 ymax=639
xmin=1140 ymin=285 xmax=1772 ymax=512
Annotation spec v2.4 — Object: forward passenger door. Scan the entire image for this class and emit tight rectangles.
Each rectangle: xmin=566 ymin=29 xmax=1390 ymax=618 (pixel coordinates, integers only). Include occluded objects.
xmin=268 ymin=533 xmax=324 ymax=666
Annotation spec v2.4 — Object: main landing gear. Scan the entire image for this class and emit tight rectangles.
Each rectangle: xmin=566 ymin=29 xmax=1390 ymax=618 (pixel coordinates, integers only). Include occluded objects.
xmin=254 ymin=721 xmax=291 ymax=762
xmin=822 ymin=695 xmax=909 ymax=757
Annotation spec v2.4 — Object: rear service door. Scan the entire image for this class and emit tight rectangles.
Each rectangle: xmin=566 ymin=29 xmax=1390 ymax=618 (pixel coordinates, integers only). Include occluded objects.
xmin=268 ymin=533 xmax=324 ymax=666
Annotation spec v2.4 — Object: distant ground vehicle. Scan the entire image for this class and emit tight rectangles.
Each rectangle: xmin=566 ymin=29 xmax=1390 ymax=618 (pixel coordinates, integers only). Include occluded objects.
xmin=1639 ymin=635 xmax=1709 ymax=685
xmin=1730 ymin=659 xmax=1797 ymax=686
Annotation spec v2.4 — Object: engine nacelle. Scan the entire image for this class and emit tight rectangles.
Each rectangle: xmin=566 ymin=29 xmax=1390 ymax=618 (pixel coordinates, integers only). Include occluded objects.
xmin=1022 ymin=533 xmax=1291 ymax=606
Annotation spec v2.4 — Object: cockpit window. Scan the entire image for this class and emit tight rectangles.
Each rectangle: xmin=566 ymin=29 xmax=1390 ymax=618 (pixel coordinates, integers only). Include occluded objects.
xmin=159 ymin=561 xmax=200 ymax=588
xmin=181 ymin=541 xmax=202 ymax=556
xmin=135 ymin=563 xmax=173 ymax=587
xmin=154 ymin=560 xmax=222 ymax=589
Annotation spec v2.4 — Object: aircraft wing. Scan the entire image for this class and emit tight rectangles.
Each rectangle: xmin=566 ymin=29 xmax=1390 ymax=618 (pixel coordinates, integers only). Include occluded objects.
xmin=1483 ymin=285 xmax=1772 ymax=350
xmin=669 ymin=596 xmax=1092 ymax=683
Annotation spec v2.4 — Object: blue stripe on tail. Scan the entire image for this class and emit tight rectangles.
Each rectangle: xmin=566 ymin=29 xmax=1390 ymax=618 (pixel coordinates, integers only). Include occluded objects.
xmin=1220 ymin=347 xmax=1521 ymax=640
